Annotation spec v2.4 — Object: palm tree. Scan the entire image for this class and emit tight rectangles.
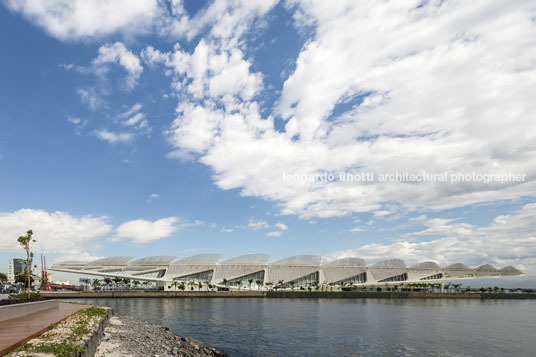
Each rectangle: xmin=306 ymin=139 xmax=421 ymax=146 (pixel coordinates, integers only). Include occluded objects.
xmin=256 ymin=280 xmax=263 ymax=290
xmin=265 ymin=282 xmax=273 ymax=291
xmin=171 ymin=280 xmax=179 ymax=291
xmin=142 ymin=281 xmax=150 ymax=290
xmin=198 ymin=281 xmax=203 ymax=291
xmin=248 ymin=279 xmax=254 ymax=290
xmin=92 ymin=279 xmax=101 ymax=291
xmin=179 ymin=282 xmax=186 ymax=291
xmin=277 ymin=280 xmax=284 ymax=290
xmin=103 ymin=277 xmax=112 ymax=291
xmin=123 ymin=278 xmax=131 ymax=290
xmin=132 ymin=280 xmax=141 ymax=290
xmin=113 ymin=277 xmax=122 ymax=290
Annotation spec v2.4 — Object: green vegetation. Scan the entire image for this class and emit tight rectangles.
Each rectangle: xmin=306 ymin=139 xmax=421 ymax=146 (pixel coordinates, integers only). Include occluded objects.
xmin=79 ymin=306 xmax=107 ymax=318
xmin=10 ymin=291 xmax=41 ymax=299
xmin=0 ymin=272 xmax=7 ymax=282
xmin=17 ymin=341 xmax=84 ymax=357
xmin=17 ymin=229 xmax=36 ymax=299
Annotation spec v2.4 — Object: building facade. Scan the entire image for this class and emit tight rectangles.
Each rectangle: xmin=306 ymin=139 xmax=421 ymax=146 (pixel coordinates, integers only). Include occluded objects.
xmin=50 ymin=254 xmax=522 ymax=291
xmin=7 ymin=258 xmax=26 ymax=283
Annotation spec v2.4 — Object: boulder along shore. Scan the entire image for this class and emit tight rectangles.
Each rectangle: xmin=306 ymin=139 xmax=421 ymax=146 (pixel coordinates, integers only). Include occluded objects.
xmin=96 ymin=315 xmax=227 ymax=357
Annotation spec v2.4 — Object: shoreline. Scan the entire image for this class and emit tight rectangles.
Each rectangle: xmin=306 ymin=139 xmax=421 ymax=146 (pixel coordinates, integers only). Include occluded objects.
xmin=40 ymin=290 xmax=536 ymax=299
xmin=96 ymin=314 xmax=227 ymax=357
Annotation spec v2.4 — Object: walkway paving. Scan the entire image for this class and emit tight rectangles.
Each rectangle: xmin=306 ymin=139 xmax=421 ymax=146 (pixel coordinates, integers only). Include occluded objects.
xmin=0 ymin=302 xmax=92 ymax=355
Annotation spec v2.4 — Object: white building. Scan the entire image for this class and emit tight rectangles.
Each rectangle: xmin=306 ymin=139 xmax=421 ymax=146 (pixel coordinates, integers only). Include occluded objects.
xmin=50 ymin=254 xmax=522 ymax=291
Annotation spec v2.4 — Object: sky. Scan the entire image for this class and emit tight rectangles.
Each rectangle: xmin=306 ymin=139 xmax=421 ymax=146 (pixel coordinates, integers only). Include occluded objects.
xmin=0 ymin=0 xmax=535 ymax=284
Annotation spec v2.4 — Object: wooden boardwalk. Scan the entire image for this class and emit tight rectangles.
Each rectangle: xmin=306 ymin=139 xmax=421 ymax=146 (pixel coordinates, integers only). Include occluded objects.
xmin=0 ymin=302 xmax=91 ymax=355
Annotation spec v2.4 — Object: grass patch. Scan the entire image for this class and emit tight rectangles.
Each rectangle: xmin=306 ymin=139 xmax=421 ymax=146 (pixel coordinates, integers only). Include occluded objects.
xmin=19 ymin=341 xmax=84 ymax=357
xmin=9 ymin=292 xmax=42 ymax=299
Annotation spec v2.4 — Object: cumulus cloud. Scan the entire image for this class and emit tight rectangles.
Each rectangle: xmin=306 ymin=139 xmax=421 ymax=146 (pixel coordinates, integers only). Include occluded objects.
xmin=114 ymin=217 xmax=203 ymax=244
xmin=95 ymin=129 xmax=133 ymax=144
xmin=114 ymin=217 xmax=179 ymax=243
xmin=247 ymin=220 xmax=270 ymax=230
xmin=93 ymin=42 xmax=143 ymax=90
xmin=326 ymin=203 xmax=536 ymax=274
xmin=146 ymin=193 xmax=159 ymax=203
xmin=4 ymin=0 xmax=161 ymax=41
xmin=157 ymin=0 xmax=536 ymax=219
xmin=0 ymin=209 xmax=112 ymax=254
xmin=266 ymin=231 xmax=281 ymax=238
xmin=274 ymin=223 xmax=288 ymax=231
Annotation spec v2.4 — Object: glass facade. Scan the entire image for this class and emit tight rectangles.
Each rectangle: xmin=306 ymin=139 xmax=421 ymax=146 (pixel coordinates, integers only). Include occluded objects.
xmin=279 ymin=271 xmax=319 ymax=288
xmin=420 ymin=273 xmax=443 ymax=280
xmin=379 ymin=272 xmax=408 ymax=282
xmin=173 ymin=270 xmax=213 ymax=282
xmin=334 ymin=272 xmax=367 ymax=285
xmin=225 ymin=270 xmax=265 ymax=287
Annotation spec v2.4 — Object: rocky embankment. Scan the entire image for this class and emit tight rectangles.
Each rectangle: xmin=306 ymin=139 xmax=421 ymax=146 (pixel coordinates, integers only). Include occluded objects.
xmin=96 ymin=315 xmax=227 ymax=357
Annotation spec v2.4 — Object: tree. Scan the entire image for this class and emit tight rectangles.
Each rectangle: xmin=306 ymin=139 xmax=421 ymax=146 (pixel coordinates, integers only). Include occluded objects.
xmin=92 ymin=279 xmax=101 ymax=290
xmin=277 ymin=280 xmax=284 ymax=291
xmin=248 ymin=278 xmax=254 ymax=290
xmin=17 ymin=230 xmax=36 ymax=299
xmin=15 ymin=272 xmax=34 ymax=285
xmin=103 ymin=277 xmax=112 ymax=290
xmin=122 ymin=278 xmax=131 ymax=290
xmin=113 ymin=277 xmax=123 ymax=290
xmin=0 ymin=272 xmax=7 ymax=282
xmin=256 ymin=280 xmax=263 ymax=290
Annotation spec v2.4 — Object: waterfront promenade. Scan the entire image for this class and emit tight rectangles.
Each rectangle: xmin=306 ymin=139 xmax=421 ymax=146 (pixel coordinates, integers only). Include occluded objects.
xmin=40 ymin=290 xmax=536 ymax=299
xmin=0 ymin=302 xmax=91 ymax=355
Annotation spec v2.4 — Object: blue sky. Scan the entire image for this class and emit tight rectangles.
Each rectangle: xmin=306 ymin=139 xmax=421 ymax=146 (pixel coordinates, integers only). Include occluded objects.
xmin=1 ymin=0 xmax=535 ymax=283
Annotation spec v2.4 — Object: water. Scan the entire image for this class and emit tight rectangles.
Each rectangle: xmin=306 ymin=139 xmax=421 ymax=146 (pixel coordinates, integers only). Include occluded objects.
xmin=66 ymin=298 xmax=536 ymax=356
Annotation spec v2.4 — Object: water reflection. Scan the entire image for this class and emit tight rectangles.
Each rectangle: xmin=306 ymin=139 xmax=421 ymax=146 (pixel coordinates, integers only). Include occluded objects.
xmin=66 ymin=298 xmax=536 ymax=356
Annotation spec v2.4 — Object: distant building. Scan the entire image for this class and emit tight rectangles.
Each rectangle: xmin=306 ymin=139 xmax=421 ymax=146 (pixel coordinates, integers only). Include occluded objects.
xmin=7 ymin=258 xmax=26 ymax=283
xmin=51 ymin=254 xmax=523 ymax=292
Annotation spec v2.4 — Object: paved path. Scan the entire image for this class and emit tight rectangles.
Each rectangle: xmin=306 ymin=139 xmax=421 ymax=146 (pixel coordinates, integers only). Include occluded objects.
xmin=0 ymin=302 xmax=92 ymax=355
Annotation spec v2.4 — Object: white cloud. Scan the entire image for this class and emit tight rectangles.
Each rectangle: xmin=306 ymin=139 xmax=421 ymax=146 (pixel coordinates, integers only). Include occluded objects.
xmin=147 ymin=193 xmax=160 ymax=203
xmin=266 ymin=231 xmax=281 ymax=238
xmin=247 ymin=220 xmax=270 ymax=230
xmin=119 ymin=103 xmax=143 ymax=118
xmin=76 ymin=87 xmax=102 ymax=111
xmin=93 ymin=42 xmax=143 ymax=90
xmin=95 ymin=129 xmax=133 ymax=144
xmin=221 ymin=227 xmax=234 ymax=233
xmin=350 ymin=227 xmax=365 ymax=233
xmin=275 ymin=223 xmax=288 ymax=231
xmin=114 ymin=217 xmax=203 ymax=244
xmin=326 ymin=203 xmax=536 ymax=275
xmin=114 ymin=217 xmax=179 ymax=244
xmin=0 ymin=209 xmax=112 ymax=254
xmin=67 ymin=115 xmax=88 ymax=135
xmin=4 ymin=0 xmax=161 ymax=41
xmin=160 ymin=1 xmax=536 ymax=219
xmin=67 ymin=116 xmax=81 ymax=125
